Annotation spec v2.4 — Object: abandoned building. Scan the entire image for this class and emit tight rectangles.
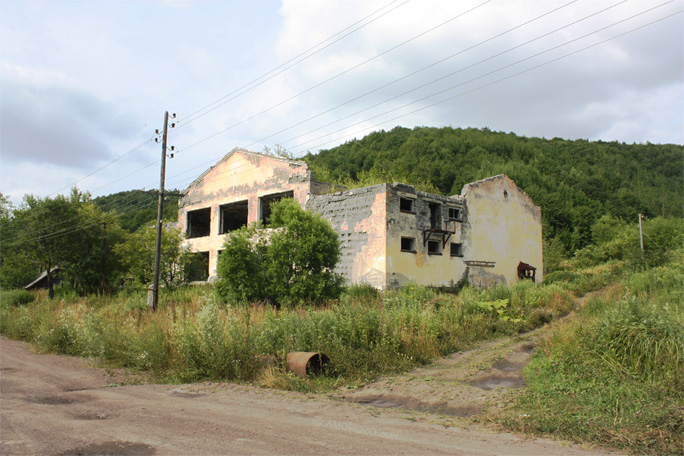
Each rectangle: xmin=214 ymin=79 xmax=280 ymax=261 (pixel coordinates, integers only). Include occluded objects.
xmin=178 ymin=147 xmax=543 ymax=289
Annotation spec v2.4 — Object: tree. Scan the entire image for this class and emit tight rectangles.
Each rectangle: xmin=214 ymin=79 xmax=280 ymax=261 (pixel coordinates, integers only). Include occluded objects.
xmin=9 ymin=192 xmax=82 ymax=298
xmin=0 ymin=193 xmax=37 ymax=289
xmin=114 ymin=224 xmax=190 ymax=288
xmin=216 ymin=199 xmax=343 ymax=306
xmin=62 ymin=204 xmax=127 ymax=295
xmin=3 ymin=189 xmax=127 ymax=297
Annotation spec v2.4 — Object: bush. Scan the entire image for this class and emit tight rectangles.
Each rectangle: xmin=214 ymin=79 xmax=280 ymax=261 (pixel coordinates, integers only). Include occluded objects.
xmin=341 ymin=283 xmax=380 ymax=304
xmin=0 ymin=289 xmax=34 ymax=308
xmin=216 ymin=199 xmax=343 ymax=306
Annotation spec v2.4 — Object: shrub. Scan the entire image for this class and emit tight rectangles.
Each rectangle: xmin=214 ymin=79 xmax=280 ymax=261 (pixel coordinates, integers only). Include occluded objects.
xmin=0 ymin=289 xmax=34 ymax=308
xmin=216 ymin=199 xmax=343 ymax=306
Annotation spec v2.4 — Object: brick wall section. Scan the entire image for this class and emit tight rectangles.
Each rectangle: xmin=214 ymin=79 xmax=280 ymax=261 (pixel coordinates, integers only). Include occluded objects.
xmin=307 ymin=184 xmax=388 ymax=288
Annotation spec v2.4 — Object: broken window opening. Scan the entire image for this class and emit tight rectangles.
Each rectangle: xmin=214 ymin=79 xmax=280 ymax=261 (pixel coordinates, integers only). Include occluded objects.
xmin=448 ymin=207 xmax=463 ymax=221
xmin=259 ymin=191 xmax=294 ymax=226
xmin=185 ymin=251 xmax=209 ymax=282
xmin=429 ymin=202 xmax=441 ymax=230
xmin=401 ymin=237 xmax=416 ymax=253
xmin=450 ymin=242 xmax=463 ymax=257
xmin=399 ymin=197 xmax=415 ymax=213
xmin=219 ymin=200 xmax=248 ymax=234
xmin=187 ymin=208 xmax=211 ymax=238
xmin=427 ymin=240 xmax=441 ymax=255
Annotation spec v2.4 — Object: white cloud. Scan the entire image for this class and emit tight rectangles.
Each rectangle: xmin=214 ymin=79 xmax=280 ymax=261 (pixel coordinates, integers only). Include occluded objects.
xmin=0 ymin=0 xmax=681 ymax=205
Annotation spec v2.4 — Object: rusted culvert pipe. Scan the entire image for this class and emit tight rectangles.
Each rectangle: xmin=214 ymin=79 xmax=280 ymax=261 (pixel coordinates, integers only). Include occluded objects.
xmin=286 ymin=352 xmax=330 ymax=378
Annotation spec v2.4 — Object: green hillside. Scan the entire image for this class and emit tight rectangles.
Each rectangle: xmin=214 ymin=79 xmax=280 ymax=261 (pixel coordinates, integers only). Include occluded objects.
xmin=93 ymin=190 xmax=180 ymax=233
xmin=304 ymin=126 xmax=683 ymax=254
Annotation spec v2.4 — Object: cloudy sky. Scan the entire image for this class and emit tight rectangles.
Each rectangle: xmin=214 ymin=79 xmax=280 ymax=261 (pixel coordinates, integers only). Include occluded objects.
xmin=1 ymin=0 xmax=682 ymax=205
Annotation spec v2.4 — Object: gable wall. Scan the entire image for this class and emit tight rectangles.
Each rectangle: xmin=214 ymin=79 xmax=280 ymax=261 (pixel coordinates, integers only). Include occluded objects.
xmin=460 ymin=175 xmax=543 ymax=286
xmin=179 ymin=151 xmax=315 ymax=277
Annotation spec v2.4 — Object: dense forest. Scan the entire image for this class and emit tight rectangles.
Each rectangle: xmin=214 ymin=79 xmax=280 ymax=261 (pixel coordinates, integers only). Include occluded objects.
xmin=304 ymin=126 xmax=683 ymax=254
xmin=93 ymin=190 xmax=180 ymax=233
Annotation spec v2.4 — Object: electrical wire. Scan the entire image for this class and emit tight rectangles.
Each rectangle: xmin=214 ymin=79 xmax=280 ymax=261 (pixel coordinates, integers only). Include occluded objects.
xmin=8 ymin=2 xmax=678 ymax=244
xmin=252 ymin=0 xmax=618 ymax=149
xmin=289 ymin=9 xmax=683 ymax=155
xmin=177 ymin=0 xmax=495 ymax=152
xmin=178 ymin=0 xmax=412 ymax=128
xmin=33 ymin=0 xmax=411 ymax=212
xmin=166 ymin=1 xmax=676 ymax=188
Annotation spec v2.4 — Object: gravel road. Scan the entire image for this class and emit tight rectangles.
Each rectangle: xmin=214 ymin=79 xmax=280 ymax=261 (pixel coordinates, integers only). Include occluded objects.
xmin=0 ymin=337 xmax=617 ymax=455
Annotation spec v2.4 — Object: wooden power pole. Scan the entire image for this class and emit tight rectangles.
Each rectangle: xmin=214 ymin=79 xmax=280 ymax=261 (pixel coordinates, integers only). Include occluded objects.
xmin=150 ymin=111 xmax=175 ymax=311
xmin=639 ymin=213 xmax=644 ymax=259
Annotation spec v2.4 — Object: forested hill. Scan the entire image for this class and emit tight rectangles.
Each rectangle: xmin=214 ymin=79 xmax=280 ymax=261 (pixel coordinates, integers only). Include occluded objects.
xmin=303 ymin=126 xmax=683 ymax=253
xmin=93 ymin=190 xmax=179 ymax=233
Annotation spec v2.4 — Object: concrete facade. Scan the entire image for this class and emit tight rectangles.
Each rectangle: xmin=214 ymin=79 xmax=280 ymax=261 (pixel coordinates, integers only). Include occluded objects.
xmin=179 ymin=148 xmax=543 ymax=288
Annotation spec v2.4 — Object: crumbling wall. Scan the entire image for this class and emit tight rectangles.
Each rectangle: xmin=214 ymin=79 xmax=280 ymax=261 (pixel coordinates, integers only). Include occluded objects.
xmin=385 ymin=184 xmax=467 ymax=288
xmin=178 ymin=149 xmax=318 ymax=278
xmin=460 ymin=175 xmax=543 ymax=284
xmin=307 ymin=184 xmax=388 ymax=288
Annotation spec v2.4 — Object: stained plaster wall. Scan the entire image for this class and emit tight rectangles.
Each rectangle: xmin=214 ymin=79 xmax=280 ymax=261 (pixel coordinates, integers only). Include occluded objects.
xmin=386 ymin=184 xmax=468 ymax=288
xmin=460 ymin=175 xmax=543 ymax=286
xmin=178 ymin=149 xmax=321 ymax=277
xmin=307 ymin=185 xmax=388 ymax=288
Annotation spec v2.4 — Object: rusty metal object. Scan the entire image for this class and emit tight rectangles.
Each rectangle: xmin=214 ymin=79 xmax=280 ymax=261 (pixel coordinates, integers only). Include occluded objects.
xmin=286 ymin=352 xmax=330 ymax=378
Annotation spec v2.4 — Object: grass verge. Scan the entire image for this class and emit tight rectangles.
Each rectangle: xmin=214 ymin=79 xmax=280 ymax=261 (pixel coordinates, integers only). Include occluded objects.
xmin=500 ymin=260 xmax=684 ymax=455
xmin=0 ymin=280 xmax=574 ymax=390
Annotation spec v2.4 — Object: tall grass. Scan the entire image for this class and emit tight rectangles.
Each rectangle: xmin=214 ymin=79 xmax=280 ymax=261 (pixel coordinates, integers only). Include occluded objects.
xmin=0 ymin=280 xmax=574 ymax=388
xmin=504 ymin=252 xmax=684 ymax=454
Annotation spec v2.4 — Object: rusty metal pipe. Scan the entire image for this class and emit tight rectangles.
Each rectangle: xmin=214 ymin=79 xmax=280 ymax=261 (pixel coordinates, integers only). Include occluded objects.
xmin=286 ymin=352 xmax=330 ymax=378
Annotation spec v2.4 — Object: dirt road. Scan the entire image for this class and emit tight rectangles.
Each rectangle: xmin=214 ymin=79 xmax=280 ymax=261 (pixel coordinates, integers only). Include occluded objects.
xmin=0 ymin=337 xmax=615 ymax=455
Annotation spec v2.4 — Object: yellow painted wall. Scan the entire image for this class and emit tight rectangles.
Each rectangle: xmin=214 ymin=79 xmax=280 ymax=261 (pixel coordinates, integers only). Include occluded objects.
xmin=385 ymin=186 xmax=469 ymax=288
xmin=460 ymin=175 xmax=543 ymax=285
xmin=178 ymin=149 xmax=314 ymax=277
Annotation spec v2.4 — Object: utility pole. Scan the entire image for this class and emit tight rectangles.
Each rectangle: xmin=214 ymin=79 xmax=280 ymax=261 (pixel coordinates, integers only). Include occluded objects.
xmin=639 ymin=213 xmax=644 ymax=260
xmin=150 ymin=111 xmax=175 ymax=311
xmin=100 ymin=222 xmax=107 ymax=295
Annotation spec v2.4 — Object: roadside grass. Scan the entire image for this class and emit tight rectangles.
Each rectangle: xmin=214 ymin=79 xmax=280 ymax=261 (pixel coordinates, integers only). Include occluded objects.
xmin=501 ymin=253 xmax=684 ymax=455
xmin=0 ymin=288 xmax=34 ymax=307
xmin=0 ymin=279 xmax=574 ymax=390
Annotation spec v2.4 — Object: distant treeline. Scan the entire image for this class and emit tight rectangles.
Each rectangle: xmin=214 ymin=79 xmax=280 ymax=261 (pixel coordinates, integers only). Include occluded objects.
xmin=93 ymin=190 xmax=180 ymax=233
xmin=304 ymin=126 xmax=683 ymax=253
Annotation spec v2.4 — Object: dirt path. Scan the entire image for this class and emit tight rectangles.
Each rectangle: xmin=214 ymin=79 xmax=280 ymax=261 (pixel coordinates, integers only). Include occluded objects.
xmin=339 ymin=334 xmax=538 ymax=421
xmin=339 ymin=291 xmax=605 ymax=422
xmin=0 ymin=331 xmax=617 ymax=455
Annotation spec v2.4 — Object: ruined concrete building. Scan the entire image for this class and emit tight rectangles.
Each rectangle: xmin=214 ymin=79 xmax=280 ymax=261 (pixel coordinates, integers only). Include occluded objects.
xmin=179 ymin=148 xmax=543 ymax=288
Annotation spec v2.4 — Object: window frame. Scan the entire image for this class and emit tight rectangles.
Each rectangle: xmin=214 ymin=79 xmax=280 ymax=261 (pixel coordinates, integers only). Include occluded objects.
xmin=448 ymin=207 xmax=463 ymax=221
xmin=450 ymin=242 xmax=463 ymax=257
xmin=400 ymin=236 xmax=417 ymax=253
xmin=427 ymin=240 xmax=442 ymax=255
xmin=399 ymin=197 xmax=415 ymax=214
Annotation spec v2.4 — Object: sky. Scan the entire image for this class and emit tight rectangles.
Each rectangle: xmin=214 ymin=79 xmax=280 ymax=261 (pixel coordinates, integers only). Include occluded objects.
xmin=1 ymin=0 xmax=682 ymax=206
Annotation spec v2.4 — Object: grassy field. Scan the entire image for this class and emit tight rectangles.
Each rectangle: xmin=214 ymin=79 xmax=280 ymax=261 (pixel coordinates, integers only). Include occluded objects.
xmin=1 ymin=248 xmax=681 ymax=454
xmin=0 ymin=279 xmax=574 ymax=390
xmin=502 ymin=254 xmax=684 ymax=455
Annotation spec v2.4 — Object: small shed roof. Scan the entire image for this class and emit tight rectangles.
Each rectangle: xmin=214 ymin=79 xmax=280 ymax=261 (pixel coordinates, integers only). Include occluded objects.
xmin=517 ymin=261 xmax=536 ymax=271
xmin=24 ymin=267 xmax=61 ymax=290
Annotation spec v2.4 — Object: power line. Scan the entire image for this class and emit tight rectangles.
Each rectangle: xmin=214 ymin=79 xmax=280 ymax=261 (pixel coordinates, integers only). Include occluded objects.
xmin=290 ymin=9 xmax=683 ymax=156
xmin=259 ymin=0 xmax=619 ymax=149
xmin=178 ymin=0 xmax=412 ymax=128
xmin=48 ymin=136 xmax=156 ymax=198
xmin=33 ymin=1 xmax=410 ymax=207
xmin=290 ymin=0 xmax=676 ymax=152
xmin=3 ymin=197 xmax=159 ymax=250
xmin=166 ymin=1 xmax=675 ymax=189
xmin=177 ymin=0 xmax=495 ymax=153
